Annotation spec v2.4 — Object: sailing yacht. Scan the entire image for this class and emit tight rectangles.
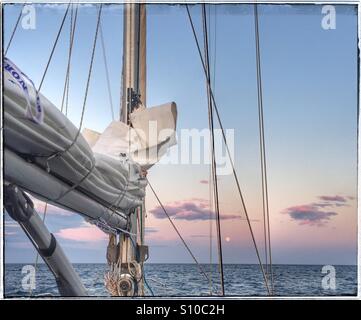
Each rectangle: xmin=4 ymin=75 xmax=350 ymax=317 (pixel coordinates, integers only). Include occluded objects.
xmin=3 ymin=3 xmax=177 ymax=296
xmin=3 ymin=2 xmax=277 ymax=297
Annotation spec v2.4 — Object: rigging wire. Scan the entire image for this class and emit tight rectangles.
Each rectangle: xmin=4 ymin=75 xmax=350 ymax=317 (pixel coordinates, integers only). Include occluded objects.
xmin=100 ymin=21 xmax=116 ymax=121
xmin=201 ymin=4 xmax=225 ymax=296
xmin=207 ymin=4 xmax=213 ymax=296
xmin=254 ymin=4 xmax=274 ymax=294
xmin=38 ymin=2 xmax=71 ymax=91
xmin=208 ymin=140 xmax=214 ymax=296
xmin=206 ymin=4 xmax=212 ymax=291
xmin=28 ymin=3 xmax=72 ymax=296
xmin=60 ymin=3 xmax=79 ymax=115
xmin=147 ymin=179 xmax=211 ymax=283
xmin=64 ymin=5 xmax=74 ymax=116
xmin=254 ymin=3 xmax=268 ymax=281
xmin=212 ymin=6 xmax=217 ymax=93
xmin=29 ymin=202 xmax=48 ymax=297
xmin=207 ymin=4 xmax=218 ymax=296
xmin=144 ymin=275 xmax=155 ymax=296
xmin=185 ymin=4 xmax=271 ymax=295
xmin=47 ymin=4 xmax=103 ymax=169
xmin=5 ymin=2 xmax=26 ymax=55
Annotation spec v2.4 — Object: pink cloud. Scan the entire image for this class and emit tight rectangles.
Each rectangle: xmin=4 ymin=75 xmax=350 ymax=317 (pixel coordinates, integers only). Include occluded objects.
xmin=318 ymin=195 xmax=347 ymax=203
xmin=282 ymin=194 xmax=354 ymax=226
xmin=283 ymin=204 xmax=337 ymax=227
xmin=56 ymin=223 xmax=108 ymax=242
xmin=149 ymin=198 xmax=240 ymax=221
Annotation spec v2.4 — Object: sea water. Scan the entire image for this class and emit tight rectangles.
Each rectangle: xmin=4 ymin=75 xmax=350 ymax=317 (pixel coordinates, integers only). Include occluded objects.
xmin=4 ymin=263 xmax=357 ymax=297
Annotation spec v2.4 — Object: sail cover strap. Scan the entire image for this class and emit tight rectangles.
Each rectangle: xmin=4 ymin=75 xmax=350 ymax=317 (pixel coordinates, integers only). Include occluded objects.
xmin=4 ymin=57 xmax=44 ymax=124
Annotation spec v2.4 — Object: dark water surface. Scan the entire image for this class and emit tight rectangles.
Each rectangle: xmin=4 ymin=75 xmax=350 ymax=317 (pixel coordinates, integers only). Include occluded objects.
xmin=4 ymin=263 xmax=357 ymax=297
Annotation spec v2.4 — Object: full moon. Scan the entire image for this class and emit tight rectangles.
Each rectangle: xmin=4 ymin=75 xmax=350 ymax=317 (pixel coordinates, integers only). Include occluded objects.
xmin=225 ymin=237 xmax=231 ymax=242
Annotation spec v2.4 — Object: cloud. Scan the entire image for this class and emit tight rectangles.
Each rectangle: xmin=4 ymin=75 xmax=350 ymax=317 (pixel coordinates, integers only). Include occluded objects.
xmin=312 ymin=202 xmax=348 ymax=209
xmin=55 ymin=222 xmax=108 ymax=242
xmin=149 ymin=199 xmax=240 ymax=221
xmin=145 ymin=227 xmax=159 ymax=234
xmin=310 ymin=195 xmax=352 ymax=209
xmin=318 ymin=195 xmax=347 ymax=203
xmin=283 ymin=204 xmax=337 ymax=227
xmin=312 ymin=202 xmax=333 ymax=208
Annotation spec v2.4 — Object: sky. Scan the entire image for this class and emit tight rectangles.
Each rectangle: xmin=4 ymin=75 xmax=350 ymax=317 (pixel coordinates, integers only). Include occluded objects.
xmin=3 ymin=4 xmax=358 ymax=266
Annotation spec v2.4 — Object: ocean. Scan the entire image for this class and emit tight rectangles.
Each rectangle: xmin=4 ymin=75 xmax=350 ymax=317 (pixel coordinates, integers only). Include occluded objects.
xmin=4 ymin=263 xmax=358 ymax=297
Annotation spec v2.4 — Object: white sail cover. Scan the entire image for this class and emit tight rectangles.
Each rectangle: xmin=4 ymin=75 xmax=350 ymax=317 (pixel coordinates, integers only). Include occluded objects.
xmin=3 ymin=59 xmax=148 ymax=230
xmin=89 ymin=102 xmax=177 ymax=169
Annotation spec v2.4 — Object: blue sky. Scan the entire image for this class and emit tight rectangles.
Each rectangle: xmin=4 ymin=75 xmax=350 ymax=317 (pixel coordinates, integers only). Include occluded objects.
xmin=3 ymin=4 xmax=358 ymax=265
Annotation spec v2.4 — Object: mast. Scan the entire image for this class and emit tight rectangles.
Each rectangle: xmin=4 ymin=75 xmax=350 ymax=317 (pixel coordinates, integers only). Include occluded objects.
xmin=118 ymin=3 xmax=147 ymax=296
xmin=121 ymin=3 xmax=146 ymax=123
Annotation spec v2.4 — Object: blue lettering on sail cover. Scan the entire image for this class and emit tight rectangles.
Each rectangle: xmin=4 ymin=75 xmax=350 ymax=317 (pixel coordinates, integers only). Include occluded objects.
xmin=3 ymin=57 xmax=44 ymax=124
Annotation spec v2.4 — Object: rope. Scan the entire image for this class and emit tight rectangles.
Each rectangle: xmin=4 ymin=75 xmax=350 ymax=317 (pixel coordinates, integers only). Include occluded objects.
xmin=144 ymin=274 xmax=155 ymax=296
xmin=38 ymin=2 xmax=71 ymax=91
xmin=208 ymin=148 xmax=214 ymax=296
xmin=207 ymin=4 xmax=218 ymax=296
xmin=60 ymin=3 xmax=79 ymax=115
xmin=53 ymin=162 xmax=96 ymax=202
xmin=5 ymin=2 xmax=26 ymax=55
xmin=147 ymin=179 xmax=210 ymax=283
xmin=29 ymin=202 xmax=48 ymax=297
xmin=207 ymin=3 xmax=212 ymax=297
xmin=106 ymin=159 xmax=131 ymax=218
xmin=40 ymin=4 xmax=103 ymax=214
xmin=64 ymin=5 xmax=74 ymax=116
xmin=99 ymin=20 xmax=115 ymax=121
xmin=254 ymin=4 xmax=274 ymax=294
xmin=186 ymin=4 xmax=271 ymax=296
xmin=213 ymin=6 xmax=217 ymax=92
xmin=201 ymin=4 xmax=225 ymax=296
xmin=254 ymin=3 xmax=268 ymax=281
xmin=46 ymin=4 xmax=103 ymax=167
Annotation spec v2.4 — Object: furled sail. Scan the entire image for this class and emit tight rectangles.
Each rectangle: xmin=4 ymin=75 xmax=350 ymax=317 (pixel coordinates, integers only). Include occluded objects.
xmin=3 ymin=58 xmax=148 ymax=232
